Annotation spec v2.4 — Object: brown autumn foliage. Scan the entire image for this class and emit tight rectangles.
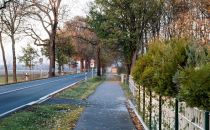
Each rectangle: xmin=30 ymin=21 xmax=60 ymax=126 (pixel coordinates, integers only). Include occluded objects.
xmin=161 ymin=0 xmax=209 ymax=45
xmin=64 ymin=16 xmax=97 ymax=72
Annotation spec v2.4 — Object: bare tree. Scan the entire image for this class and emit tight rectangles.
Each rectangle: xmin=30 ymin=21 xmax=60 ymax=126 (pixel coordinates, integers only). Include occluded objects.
xmin=160 ymin=0 xmax=210 ymax=44
xmin=0 ymin=0 xmax=12 ymax=10
xmin=24 ymin=0 xmax=63 ymax=77
xmin=0 ymin=0 xmax=26 ymax=82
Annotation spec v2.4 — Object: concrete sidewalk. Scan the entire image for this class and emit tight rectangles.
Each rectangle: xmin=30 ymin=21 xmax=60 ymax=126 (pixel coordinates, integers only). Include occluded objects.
xmin=74 ymin=81 xmax=136 ymax=130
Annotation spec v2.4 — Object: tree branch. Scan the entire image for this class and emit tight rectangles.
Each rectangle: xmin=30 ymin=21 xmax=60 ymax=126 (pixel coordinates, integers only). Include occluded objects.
xmin=24 ymin=26 xmax=49 ymax=46
xmin=0 ymin=0 xmax=12 ymax=10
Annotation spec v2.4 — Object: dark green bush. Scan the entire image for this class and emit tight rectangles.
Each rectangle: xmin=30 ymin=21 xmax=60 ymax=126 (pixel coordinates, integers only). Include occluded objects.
xmin=178 ymin=65 xmax=210 ymax=110
xmin=132 ymin=38 xmax=188 ymax=97
xmin=132 ymin=38 xmax=210 ymax=110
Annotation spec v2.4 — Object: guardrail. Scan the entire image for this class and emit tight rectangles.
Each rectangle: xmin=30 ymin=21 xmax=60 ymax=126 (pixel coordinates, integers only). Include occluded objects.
xmin=127 ymin=75 xmax=210 ymax=130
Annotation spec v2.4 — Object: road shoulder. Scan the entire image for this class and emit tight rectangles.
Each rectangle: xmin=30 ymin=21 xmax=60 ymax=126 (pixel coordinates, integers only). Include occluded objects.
xmin=0 ymin=77 xmax=103 ymax=130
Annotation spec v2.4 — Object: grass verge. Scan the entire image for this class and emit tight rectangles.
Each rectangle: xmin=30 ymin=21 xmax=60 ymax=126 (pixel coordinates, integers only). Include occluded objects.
xmin=0 ymin=75 xmax=22 ymax=85
xmin=0 ymin=77 xmax=103 ymax=130
xmin=121 ymin=83 xmax=133 ymax=99
xmin=57 ymin=77 xmax=104 ymax=99
xmin=121 ymin=84 xmax=143 ymax=130
xmin=0 ymin=105 xmax=83 ymax=130
xmin=0 ymin=74 xmax=41 ymax=85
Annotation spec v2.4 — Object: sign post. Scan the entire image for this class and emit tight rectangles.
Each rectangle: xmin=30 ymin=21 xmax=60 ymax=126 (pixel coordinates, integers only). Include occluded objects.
xmin=90 ymin=59 xmax=95 ymax=78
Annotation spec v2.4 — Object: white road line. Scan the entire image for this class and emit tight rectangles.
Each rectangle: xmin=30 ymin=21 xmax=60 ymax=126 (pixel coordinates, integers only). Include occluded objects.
xmin=0 ymin=104 xmax=29 ymax=118
xmin=37 ymin=80 xmax=84 ymax=104
xmin=0 ymin=74 xmax=85 ymax=96
xmin=0 ymin=79 xmax=84 ymax=118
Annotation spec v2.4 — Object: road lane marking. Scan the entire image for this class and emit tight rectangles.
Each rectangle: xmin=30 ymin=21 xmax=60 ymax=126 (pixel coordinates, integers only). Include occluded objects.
xmin=0 ymin=74 xmax=86 ymax=96
xmin=37 ymin=80 xmax=83 ymax=104
xmin=0 ymin=78 xmax=66 ymax=95
xmin=0 ymin=78 xmax=85 ymax=118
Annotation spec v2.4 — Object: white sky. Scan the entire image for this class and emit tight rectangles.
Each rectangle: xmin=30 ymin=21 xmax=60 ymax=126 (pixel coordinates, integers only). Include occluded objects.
xmin=0 ymin=0 xmax=94 ymax=66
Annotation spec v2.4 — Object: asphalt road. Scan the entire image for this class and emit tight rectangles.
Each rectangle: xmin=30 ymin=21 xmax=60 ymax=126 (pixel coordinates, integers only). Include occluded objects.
xmin=0 ymin=72 xmax=94 ymax=118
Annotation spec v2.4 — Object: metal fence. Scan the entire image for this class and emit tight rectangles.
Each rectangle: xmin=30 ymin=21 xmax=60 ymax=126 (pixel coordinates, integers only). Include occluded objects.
xmin=129 ymin=76 xmax=138 ymax=96
xmin=128 ymin=75 xmax=210 ymax=130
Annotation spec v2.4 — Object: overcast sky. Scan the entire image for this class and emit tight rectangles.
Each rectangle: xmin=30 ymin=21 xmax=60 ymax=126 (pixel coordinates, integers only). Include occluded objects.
xmin=0 ymin=0 xmax=94 ymax=66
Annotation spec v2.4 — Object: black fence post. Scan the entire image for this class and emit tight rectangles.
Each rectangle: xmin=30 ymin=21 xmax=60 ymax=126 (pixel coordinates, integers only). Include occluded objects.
xmin=159 ymin=95 xmax=162 ymax=130
xmin=205 ymin=111 xmax=209 ymax=130
xmin=175 ymin=98 xmax=179 ymax=130
xmin=143 ymin=86 xmax=146 ymax=120
xmin=149 ymin=90 xmax=152 ymax=130
xmin=138 ymin=85 xmax=141 ymax=112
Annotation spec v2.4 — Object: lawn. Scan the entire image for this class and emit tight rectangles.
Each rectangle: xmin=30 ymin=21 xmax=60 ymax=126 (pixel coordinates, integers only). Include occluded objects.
xmin=0 ymin=105 xmax=83 ymax=130
xmin=121 ymin=83 xmax=133 ymax=99
xmin=0 ymin=74 xmax=45 ymax=85
xmin=0 ymin=77 xmax=103 ymax=130
xmin=57 ymin=77 xmax=104 ymax=99
xmin=0 ymin=75 xmax=22 ymax=85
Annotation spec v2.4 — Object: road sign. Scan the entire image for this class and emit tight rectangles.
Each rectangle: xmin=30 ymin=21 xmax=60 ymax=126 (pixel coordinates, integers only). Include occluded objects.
xmin=90 ymin=59 xmax=95 ymax=68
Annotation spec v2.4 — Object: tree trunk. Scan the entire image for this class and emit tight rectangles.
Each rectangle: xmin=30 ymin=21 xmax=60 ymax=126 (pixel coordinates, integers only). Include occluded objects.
xmin=131 ymin=49 xmax=138 ymax=71
xmin=49 ymin=35 xmax=56 ymax=77
xmin=62 ymin=65 xmax=64 ymax=73
xmin=126 ymin=64 xmax=131 ymax=76
xmin=0 ymin=32 xmax=8 ymax=84
xmin=49 ymin=8 xmax=58 ymax=77
xmin=58 ymin=64 xmax=61 ymax=75
xmin=102 ymin=64 xmax=106 ymax=75
xmin=86 ymin=59 xmax=90 ymax=72
xmin=11 ymin=35 xmax=17 ymax=83
xmin=80 ymin=58 xmax=84 ymax=72
xmin=96 ymin=45 xmax=101 ymax=76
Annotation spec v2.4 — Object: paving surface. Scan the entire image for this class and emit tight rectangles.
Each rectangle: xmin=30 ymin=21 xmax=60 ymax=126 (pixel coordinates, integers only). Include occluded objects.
xmin=74 ymin=81 xmax=136 ymax=130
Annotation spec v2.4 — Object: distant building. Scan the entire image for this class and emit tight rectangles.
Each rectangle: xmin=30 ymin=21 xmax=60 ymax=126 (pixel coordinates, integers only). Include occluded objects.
xmin=111 ymin=67 xmax=118 ymax=74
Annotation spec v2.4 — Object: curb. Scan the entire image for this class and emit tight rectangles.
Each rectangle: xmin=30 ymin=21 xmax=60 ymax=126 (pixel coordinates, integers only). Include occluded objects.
xmin=127 ymin=99 xmax=149 ymax=130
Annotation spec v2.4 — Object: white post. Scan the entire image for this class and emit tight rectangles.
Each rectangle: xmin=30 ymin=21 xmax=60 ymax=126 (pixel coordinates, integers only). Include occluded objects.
xmin=25 ymin=73 xmax=29 ymax=81
xmin=90 ymin=59 xmax=95 ymax=78
xmin=92 ymin=68 xmax=93 ymax=78
xmin=121 ymin=74 xmax=124 ymax=83
xmin=40 ymin=64 xmax=42 ymax=79
xmin=85 ymin=72 xmax=87 ymax=81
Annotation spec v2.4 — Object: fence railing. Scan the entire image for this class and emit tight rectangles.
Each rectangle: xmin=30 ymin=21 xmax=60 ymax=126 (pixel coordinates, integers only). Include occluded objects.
xmin=128 ymin=75 xmax=210 ymax=130
xmin=128 ymin=76 xmax=138 ymax=97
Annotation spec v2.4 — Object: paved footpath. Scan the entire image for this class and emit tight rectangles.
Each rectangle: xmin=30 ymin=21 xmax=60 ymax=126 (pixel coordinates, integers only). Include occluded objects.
xmin=74 ymin=81 xmax=136 ymax=130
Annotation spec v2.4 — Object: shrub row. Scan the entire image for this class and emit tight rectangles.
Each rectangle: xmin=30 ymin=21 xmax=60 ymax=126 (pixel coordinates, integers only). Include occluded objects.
xmin=132 ymin=38 xmax=210 ymax=110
